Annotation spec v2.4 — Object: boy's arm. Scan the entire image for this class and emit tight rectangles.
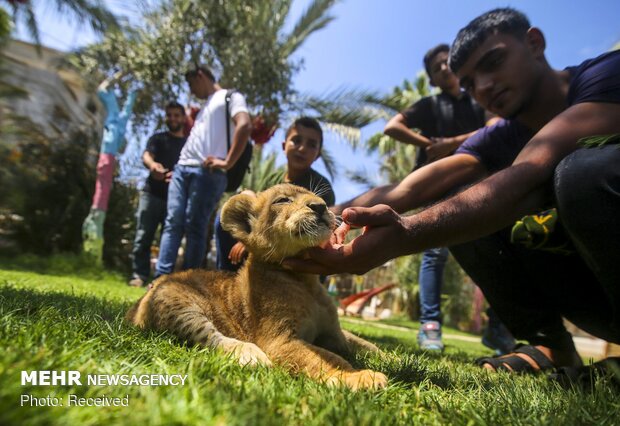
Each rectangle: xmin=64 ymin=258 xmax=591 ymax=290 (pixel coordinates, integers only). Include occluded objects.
xmin=425 ymin=130 xmax=478 ymax=162
xmin=205 ymin=111 xmax=251 ymax=170
xmin=332 ymin=154 xmax=485 ymax=216
xmin=142 ymin=151 xmax=167 ymax=181
xmin=404 ymin=101 xmax=620 ymax=249
xmin=384 ymin=113 xmax=433 ymax=149
xmin=287 ymin=102 xmax=620 ymax=275
xmin=426 ymin=117 xmax=499 ymax=162
xmin=96 ymin=72 xmax=123 ymax=113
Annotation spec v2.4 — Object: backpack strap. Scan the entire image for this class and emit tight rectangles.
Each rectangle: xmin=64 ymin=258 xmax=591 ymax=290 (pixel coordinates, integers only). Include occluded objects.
xmin=430 ymin=94 xmax=454 ymax=138
xmin=225 ymin=90 xmax=232 ymax=152
xmin=430 ymin=95 xmax=443 ymax=137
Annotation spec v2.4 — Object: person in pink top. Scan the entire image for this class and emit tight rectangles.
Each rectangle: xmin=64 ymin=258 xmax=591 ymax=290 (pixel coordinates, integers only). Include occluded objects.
xmin=82 ymin=73 xmax=138 ymax=260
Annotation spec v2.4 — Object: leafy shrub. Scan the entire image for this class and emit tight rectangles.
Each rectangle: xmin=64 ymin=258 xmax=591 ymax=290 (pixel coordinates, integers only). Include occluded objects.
xmin=0 ymin=127 xmax=138 ymax=274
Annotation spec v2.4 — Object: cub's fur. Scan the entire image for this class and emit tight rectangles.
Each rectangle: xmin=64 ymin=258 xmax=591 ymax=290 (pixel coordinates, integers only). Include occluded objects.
xmin=126 ymin=184 xmax=387 ymax=390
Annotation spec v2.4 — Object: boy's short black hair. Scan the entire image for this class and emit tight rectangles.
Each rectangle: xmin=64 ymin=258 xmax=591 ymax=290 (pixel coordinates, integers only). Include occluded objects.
xmin=449 ymin=8 xmax=530 ymax=74
xmin=285 ymin=117 xmax=324 ymax=149
xmin=423 ymin=44 xmax=450 ymax=76
xmin=184 ymin=64 xmax=216 ymax=82
xmin=165 ymin=101 xmax=185 ymax=114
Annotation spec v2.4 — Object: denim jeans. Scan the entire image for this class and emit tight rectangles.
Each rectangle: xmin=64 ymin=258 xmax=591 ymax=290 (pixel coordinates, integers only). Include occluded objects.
xmin=214 ymin=212 xmax=241 ymax=272
xmin=155 ymin=165 xmax=227 ymax=276
xmin=131 ymin=191 xmax=167 ymax=280
xmin=418 ymin=247 xmax=449 ymax=324
xmin=450 ymin=145 xmax=620 ymax=347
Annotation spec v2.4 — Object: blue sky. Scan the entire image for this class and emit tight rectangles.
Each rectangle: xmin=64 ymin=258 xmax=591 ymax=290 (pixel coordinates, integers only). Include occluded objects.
xmin=22 ymin=0 xmax=620 ymax=202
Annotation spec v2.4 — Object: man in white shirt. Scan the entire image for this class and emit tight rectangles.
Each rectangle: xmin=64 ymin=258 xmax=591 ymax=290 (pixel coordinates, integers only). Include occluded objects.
xmin=155 ymin=65 xmax=251 ymax=277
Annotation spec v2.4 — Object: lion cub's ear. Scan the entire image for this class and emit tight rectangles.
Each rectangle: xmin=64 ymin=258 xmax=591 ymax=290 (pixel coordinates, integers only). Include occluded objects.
xmin=220 ymin=193 xmax=256 ymax=242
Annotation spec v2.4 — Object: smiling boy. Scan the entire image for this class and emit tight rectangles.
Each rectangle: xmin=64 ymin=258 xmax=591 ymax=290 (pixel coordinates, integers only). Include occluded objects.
xmin=215 ymin=117 xmax=334 ymax=271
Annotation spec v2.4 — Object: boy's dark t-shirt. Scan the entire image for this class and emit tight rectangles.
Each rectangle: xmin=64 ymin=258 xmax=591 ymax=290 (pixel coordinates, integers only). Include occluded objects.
xmin=400 ymin=91 xmax=486 ymax=169
xmin=456 ymin=50 xmax=620 ymax=173
xmin=142 ymin=132 xmax=187 ymax=200
xmin=289 ymin=168 xmax=336 ymax=207
xmin=267 ymin=168 xmax=336 ymax=206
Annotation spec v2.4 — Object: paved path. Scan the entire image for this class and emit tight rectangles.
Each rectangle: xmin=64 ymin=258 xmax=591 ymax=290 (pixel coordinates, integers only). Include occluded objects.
xmin=341 ymin=317 xmax=607 ymax=359
xmin=341 ymin=317 xmax=481 ymax=343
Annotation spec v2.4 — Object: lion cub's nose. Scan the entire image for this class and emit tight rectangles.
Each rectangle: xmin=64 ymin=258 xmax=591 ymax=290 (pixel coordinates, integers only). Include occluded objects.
xmin=308 ymin=203 xmax=326 ymax=215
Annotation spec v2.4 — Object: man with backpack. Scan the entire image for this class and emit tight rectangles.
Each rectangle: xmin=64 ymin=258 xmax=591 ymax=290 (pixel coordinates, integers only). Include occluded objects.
xmin=154 ymin=65 xmax=251 ymax=278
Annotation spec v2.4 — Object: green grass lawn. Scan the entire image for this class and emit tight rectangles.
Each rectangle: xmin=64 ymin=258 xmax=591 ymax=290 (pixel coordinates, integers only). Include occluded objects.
xmin=0 ymin=255 xmax=618 ymax=425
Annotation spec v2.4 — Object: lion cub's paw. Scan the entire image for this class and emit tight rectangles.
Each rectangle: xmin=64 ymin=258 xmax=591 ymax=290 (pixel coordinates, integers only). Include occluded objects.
xmin=227 ymin=341 xmax=273 ymax=367
xmin=327 ymin=369 xmax=388 ymax=391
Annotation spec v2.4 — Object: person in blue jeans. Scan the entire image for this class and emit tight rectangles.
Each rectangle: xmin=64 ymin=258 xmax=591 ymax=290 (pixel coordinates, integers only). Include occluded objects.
xmin=417 ymin=246 xmax=449 ymax=349
xmin=128 ymin=102 xmax=187 ymax=287
xmin=382 ymin=44 xmax=510 ymax=351
xmin=155 ymin=65 xmax=251 ymax=278
xmin=329 ymin=44 xmax=515 ymax=352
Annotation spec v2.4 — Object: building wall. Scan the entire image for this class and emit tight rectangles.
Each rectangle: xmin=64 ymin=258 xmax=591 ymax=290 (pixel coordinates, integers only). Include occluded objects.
xmin=0 ymin=39 xmax=103 ymax=140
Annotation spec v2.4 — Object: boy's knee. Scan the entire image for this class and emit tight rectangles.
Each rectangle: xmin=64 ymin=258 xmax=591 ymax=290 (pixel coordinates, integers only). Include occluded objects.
xmin=555 ymin=148 xmax=613 ymax=210
xmin=555 ymin=146 xmax=620 ymax=233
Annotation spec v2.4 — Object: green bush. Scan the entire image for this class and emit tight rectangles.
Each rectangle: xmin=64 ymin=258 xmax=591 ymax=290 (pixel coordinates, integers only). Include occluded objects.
xmin=0 ymin=127 xmax=138 ymax=274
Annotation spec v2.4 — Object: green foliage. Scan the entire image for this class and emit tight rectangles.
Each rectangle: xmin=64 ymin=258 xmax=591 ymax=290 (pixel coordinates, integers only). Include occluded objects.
xmin=0 ymin=126 xmax=137 ymax=272
xmin=1 ymin=128 xmax=96 ymax=254
xmin=0 ymin=7 xmax=10 ymax=41
xmin=344 ymin=73 xmax=433 ymax=187
xmin=578 ymin=133 xmax=620 ymax=148
xmin=71 ymin=0 xmax=338 ymax=132
xmin=441 ymin=256 xmax=474 ymax=329
xmin=1 ymin=0 xmax=118 ymax=48
xmin=102 ymin=178 xmax=138 ymax=274
xmin=240 ymin=146 xmax=286 ymax=193
xmin=392 ymin=254 xmax=422 ymax=319
xmin=353 ymin=74 xmax=479 ymax=326
xmin=1 ymin=260 xmax=619 ymax=425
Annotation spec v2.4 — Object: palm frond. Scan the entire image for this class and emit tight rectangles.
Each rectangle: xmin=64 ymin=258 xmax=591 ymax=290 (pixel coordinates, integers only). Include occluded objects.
xmin=318 ymin=145 xmax=336 ymax=181
xmin=49 ymin=0 xmax=119 ymax=33
xmin=282 ymin=0 xmax=336 ymax=56
xmin=0 ymin=80 xmax=29 ymax=99
xmin=242 ymin=147 xmax=286 ymax=192
xmin=22 ymin=2 xmax=41 ymax=47
xmin=321 ymin=122 xmax=361 ymax=147
xmin=344 ymin=167 xmax=377 ymax=190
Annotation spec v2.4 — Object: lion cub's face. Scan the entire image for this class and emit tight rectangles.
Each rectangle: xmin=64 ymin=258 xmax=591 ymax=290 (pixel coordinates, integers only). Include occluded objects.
xmin=220 ymin=184 xmax=335 ymax=263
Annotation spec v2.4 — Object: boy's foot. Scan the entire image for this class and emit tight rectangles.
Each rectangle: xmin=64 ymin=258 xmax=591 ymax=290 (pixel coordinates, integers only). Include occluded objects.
xmin=476 ymin=344 xmax=582 ymax=373
xmin=482 ymin=321 xmax=517 ymax=355
xmin=417 ymin=321 xmax=444 ymax=351
xmin=128 ymin=277 xmax=146 ymax=287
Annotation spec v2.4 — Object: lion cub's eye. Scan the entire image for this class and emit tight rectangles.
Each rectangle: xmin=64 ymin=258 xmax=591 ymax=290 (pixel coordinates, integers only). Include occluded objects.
xmin=272 ymin=197 xmax=292 ymax=205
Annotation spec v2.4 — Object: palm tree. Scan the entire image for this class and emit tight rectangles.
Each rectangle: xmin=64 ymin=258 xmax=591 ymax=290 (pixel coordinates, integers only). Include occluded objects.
xmin=326 ymin=73 xmax=433 ymax=187
xmin=70 ymin=0 xmax=349 ymax=180
xmin=2 ymin=0 xmax=118 ymax=47
xmin=71 ymin=0 xmax=337 ymax=128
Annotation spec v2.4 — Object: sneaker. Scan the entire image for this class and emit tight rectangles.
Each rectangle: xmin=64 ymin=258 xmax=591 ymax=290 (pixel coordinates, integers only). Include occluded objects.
xmin=482 ymin=322 xmax=516 ymax=355
xmin=418 ymin=321 xmax=444 ymax=351
xmin=127 ymin=277 xmax=146 ymax=287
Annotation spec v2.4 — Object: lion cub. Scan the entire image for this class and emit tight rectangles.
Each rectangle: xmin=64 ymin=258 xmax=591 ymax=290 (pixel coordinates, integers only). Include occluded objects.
xmin=126 ymin=184 xmax=387 ymax=391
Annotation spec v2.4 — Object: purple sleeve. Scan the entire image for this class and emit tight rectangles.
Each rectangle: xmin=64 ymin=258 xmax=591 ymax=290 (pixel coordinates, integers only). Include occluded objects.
xmin=568 ymin=50 xmax=620 ymax=106
xmin=456 ymin=119 xmax=532 ymax=174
